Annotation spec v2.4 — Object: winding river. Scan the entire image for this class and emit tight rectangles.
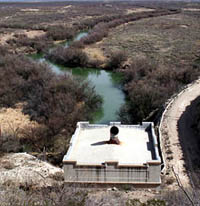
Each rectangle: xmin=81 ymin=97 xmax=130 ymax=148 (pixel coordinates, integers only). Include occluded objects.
xmin=32 ymin=32 xmax=125 ymax=124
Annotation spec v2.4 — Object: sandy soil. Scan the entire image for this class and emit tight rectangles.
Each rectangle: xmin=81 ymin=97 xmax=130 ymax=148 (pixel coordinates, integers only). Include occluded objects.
xmin=126 ymin=8 xmax=155 ymax=14
xmin=160 ymin=79 xmax=200 ymax=189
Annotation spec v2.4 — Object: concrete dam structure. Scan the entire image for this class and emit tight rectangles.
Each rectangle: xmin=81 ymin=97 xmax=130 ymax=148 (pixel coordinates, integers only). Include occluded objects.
xmin=63 ymin=122 xmax=161 ymax=185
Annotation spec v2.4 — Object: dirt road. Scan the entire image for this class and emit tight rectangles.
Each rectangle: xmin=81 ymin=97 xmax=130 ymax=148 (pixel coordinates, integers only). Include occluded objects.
xmin=160 ymin=79 xmax=200 ymax=188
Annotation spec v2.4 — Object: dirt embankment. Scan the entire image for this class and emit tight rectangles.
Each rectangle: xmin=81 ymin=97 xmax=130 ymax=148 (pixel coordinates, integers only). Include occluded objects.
xmin=160 ymin=79 xmax=200 ymax=190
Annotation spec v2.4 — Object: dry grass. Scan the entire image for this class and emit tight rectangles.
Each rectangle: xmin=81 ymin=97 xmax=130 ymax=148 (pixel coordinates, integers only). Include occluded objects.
xmin=24 ymin=30 xmax=45 ymax=39
xmin=0 ymin=103 xmax=39 ymax=139
xmin=126 ymin=8 xmax=155 ymax=14
xmin=89 ymin=12 xmax=200 ymax=68
xmin=83 ymin=47 xmax=107 ymax=63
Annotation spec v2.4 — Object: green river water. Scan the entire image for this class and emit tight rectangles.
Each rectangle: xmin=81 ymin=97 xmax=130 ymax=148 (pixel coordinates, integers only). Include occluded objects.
xmin=32 ymin=32 xmax=125 ymax=124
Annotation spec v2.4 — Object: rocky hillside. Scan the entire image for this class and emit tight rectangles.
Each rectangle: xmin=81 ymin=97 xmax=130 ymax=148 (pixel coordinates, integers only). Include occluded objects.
xmin=0 ymin=153 xmax=64 ymax=189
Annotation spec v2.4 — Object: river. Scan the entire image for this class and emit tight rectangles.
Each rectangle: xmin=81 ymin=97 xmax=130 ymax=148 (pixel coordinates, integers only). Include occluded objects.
xmin=32 ymin=32 xmax=125 ymax=124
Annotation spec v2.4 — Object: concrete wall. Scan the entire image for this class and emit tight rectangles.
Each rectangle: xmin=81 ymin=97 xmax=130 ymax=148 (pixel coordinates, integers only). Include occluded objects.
xmin=63 ymin=162 xmax=161 ymax=184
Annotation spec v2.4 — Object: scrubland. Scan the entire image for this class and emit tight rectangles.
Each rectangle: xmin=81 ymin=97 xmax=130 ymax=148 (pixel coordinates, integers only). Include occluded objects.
xmin=0 ymin=1 xmax=200 ymax=205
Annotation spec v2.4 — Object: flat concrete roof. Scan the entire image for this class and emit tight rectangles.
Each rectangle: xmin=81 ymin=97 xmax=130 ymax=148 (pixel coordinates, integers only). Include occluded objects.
xmin=63 ymin=122 xmax=160 ymax=166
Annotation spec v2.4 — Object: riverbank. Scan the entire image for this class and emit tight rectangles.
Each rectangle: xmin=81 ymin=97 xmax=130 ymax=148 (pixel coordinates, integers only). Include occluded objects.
xmin=0 ymin=1 xmax=186 ymax=126
xmin=30 ymin=31 xmax=126 ymax=124
xmin=1 ymin=1 xmax=200 ymax=205
xmin=0 ymin=52 xmax=102 ymax=165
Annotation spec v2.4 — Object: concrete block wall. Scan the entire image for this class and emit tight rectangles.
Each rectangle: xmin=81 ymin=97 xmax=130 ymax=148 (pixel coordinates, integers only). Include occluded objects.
xmin=63 ymin=162 xmax=161 ymax=184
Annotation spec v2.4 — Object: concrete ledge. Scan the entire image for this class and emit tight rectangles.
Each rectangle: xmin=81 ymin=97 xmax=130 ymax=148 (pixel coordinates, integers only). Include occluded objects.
xmin=63 ymin=161 xmax=149 ymax=167
xmin=63 ymin=160 xmax=160 ymax=167
xmin=64 ymin=181 xmax=161 ymax=185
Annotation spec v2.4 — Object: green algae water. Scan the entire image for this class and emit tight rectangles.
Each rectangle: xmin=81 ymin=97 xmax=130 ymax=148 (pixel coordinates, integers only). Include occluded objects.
xmin=31 ymin=32 xmax=125 ymax=124
xmin=62 ymin=67 xmax=125 ymax=124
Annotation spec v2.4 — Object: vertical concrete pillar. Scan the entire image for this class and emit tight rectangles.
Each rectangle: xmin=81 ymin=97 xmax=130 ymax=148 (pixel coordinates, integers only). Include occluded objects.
xmin=148 ymin=164 xmax=161 ymax=183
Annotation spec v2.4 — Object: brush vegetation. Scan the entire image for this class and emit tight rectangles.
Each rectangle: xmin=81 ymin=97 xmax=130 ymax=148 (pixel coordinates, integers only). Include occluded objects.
xmin=0 ymin=46 xmax=102 ymax=157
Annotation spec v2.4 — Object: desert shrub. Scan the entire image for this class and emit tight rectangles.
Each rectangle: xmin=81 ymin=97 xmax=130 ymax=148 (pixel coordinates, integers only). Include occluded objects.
xmin=33 ymin=38 xmax=49 ymax=53
xmin=81 ymin=23 xmax=109 ymax=45
xmin=126 ymin=198 xmax=166 ymax=206
xmin=106 ymin=50 xmax=127 ymax=70
xmin=79 ymin=14 xmax=122 ymax=30
xmin=146 ymin=199 xmax=166 ymax=206
xmin=46 ymin=25 xmax=77 ymax=41
xmin=119 ymin=80 xmax=164 ymax=123
xmin=82 ymin=31 xmax=107 ymax=45
xmin=87 ymin=58 xmax=103 ymax=68
xmin=107 ymin=19 xmax=125 ymax=28
xmin=0 ymin=185 xmax=88 ymax=206
xmin=0 ymin=45 xmax=10 ymax=57
xmin=70 ymin=40 xmax=85 ymax=49
xmin=1 ymin=185 xmax=199 ymax=206
xmin=6 ymin=34 xmax=53 ymax=53
xmin=23 ymin=75 xmax=102 ymax=136
xmin=193 ymin=56 xmax=200 ymax=69
xmin=0 ymin=55 xmax=53 ymax=107
xmin=119 ymin=57 xmax=199 ymax=124
xmin=126 ymin=199 xmax=142 ymax=206
xmin=46 ymin=46 xmax=89 ymax=67
xmin=0 ymin=51 xmax=102 ymax=153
